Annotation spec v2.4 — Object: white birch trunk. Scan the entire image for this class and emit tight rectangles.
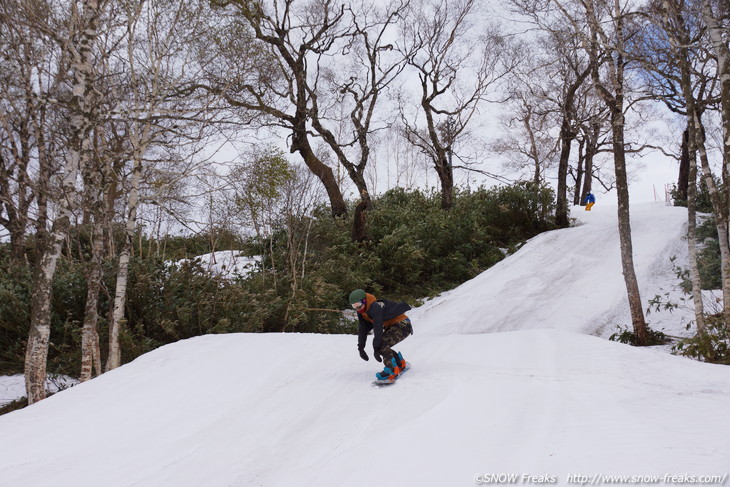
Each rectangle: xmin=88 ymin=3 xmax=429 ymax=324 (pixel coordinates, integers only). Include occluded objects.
xmin=80 ymin=217 xmax=104 ymax=382
xmin=695 ymin=122 xmax=730 ymax=324
xmin=702 ymin=0 xmax=730 ymax=323
xmin=664 ymin=0 xmax=708 ymax=334
xmin=106 ymin=154 xmax=142 ymax=371
xmin=25 ymin=0 xmax=103 ymax=403
xmin=687 ymin=116 xmax=707 ymax=335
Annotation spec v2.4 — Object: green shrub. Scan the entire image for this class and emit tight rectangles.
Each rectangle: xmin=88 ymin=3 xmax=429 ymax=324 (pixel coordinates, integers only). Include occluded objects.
xmin=0 ymin=181 xmax=556 ymax=374
xmin=609 ymin=325 xmax=670 ymax=346
xmin=0 ymin=251 xmax=31 ymax=375
xmin=673 ymin=316 xmax=730 ymax=364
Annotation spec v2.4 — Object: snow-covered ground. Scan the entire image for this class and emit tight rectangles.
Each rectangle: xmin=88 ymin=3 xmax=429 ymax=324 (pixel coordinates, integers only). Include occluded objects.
xmin=0 ymin=375 xmax=77 ymax=407
xmin=171 ymin=250 xmax=261 ymax=279
xmin=1 ymin=203 xmax=729 ymax=487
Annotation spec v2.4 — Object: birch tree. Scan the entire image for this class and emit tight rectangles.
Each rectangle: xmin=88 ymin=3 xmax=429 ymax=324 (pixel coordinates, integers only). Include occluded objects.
xmin=0 ymin=1 xmax=64 ymax=264
xmin=106 ymin=0 xmax=222 ymax=371
xmin=0 ymin=21 xmax=38 ymax=261
xmin=24 ymin=0 xmax=109 ymax=404
xmin=700 ymin=0 xmax=730 ymax=325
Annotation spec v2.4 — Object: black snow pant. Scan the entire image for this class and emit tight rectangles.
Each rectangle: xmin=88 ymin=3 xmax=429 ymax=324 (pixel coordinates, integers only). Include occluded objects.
xmin=380 ymin=319 xmax=413 ymax=367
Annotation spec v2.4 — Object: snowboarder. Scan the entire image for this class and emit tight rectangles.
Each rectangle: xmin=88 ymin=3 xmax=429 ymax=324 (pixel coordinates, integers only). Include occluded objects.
xmin=583 ymin=192 xmax=596 ymax=211
xmin=349 ymin=289 xmax=413 ymax=382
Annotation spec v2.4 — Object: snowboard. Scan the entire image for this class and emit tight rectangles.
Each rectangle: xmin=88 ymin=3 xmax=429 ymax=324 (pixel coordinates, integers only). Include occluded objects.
xmin=372 ymin=362 xmax=411 ymax=386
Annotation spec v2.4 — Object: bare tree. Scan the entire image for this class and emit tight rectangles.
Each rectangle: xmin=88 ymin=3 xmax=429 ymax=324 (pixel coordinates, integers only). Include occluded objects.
xmin=640 ymin=0 xmax=711 ymax=337
xmin=0 ymin=1 xmax=64 ymax=263
xmin=507 ymin=1 xmax=598 ymax=225
xmin=572 ymin=104 xmax=612 ymax=205
xmin=206 ymin=0 xmax=348 ymax=220
xmin=642 ymin=0 xmax=730 ymax=329
xmin=400 ymin=0 xmax=512 ymax=210
xmin=492 ymin=83 xmax=559 ymax=189
xmin=278 ymin=165 xmax=324 ymax=328
xmin=550 ymin=0 xmax=650 ymax=343
xmin=0 ymin=23 xmax=38 ymax=261
xmin=308 ymin=0 xmax=411 ymax=241
xmin=551 ymin=32 xmax=594 ymax=226
xmin=106 ymin=0 xmax=225 ymax=371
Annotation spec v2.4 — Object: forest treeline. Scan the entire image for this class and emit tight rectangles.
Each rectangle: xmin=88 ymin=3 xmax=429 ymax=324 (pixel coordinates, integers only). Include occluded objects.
xmin=0 ymin=183 xmax=555 ymax=377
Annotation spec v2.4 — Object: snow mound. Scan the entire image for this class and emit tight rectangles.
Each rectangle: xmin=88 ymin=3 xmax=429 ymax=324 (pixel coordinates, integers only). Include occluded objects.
xmin=0 ymin=332 xmax=728 ymax=487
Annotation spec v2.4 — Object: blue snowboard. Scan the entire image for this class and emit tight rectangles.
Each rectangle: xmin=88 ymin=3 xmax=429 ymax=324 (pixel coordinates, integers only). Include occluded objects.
xmin=372 ymin=362 xmax=411 ymax=386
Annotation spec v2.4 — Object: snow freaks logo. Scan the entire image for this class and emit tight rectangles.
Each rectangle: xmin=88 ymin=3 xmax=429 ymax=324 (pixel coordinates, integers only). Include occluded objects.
xmin=473 ymin=473 xmax=729 ymax=485
xmin=473 ymin=473 xmax=557 ymax=484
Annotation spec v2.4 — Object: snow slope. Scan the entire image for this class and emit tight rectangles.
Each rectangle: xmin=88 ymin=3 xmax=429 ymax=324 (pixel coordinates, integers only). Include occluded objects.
xmin=1 ymin=203 xmax=729 ymax=487
xmin=410 ymin=203 xmax=692 ymax=338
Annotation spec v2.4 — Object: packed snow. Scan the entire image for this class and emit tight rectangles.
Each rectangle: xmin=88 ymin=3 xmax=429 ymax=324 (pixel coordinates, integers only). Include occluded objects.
xmin=1 ymin=203 xmax=729 ymax=487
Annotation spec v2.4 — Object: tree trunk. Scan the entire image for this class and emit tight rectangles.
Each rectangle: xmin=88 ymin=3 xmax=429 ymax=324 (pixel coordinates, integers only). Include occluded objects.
xmin=611 ymin=108 xmax=648 ymax=345
xmin=556 ymin=118 xmax=573 ymax=226
xmin=667 ymin=0 xmax=707 ymax=335
xmin=676 ymin=128 xmax=690 ymax=203
xmin=352 ymin=185 xmax=373 ymax=242
xmin=25 ymin=225 xmax=68 ymax=403
xmin=106 ymin=153 xmax=142 ymax=371
xmin=585 ymin=0 xmax=648 ymax=344
xmin=80 ymin=219 xmax=104 ymax=382
xmin=557 ymin=65 xmax=591 ymax=225
xmin=686 ymin=120 xmax=707 ymax=336
xmin=435 ymin=154 xmax=454 ymax=211
xmin=573 ymin=138 xmax=585 ymax=205
xmin=702 ymin=0 xmax=730 ymax=324
xmin=579 ymin=122 xmax=599 ymax=206
xmin=290 ymin=126 xmax=348 ymax=219
xmin=693 ymin=110 xmax=730 ymax=325
xmin=80 ymin=129 xmax=108 ymax=381
xmin=25 ymin=0 xmax=103 ymax=404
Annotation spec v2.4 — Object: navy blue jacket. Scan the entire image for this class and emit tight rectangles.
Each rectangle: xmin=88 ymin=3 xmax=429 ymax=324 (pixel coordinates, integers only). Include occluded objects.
xmin=357 ymin=297 xmax=411 ymax=353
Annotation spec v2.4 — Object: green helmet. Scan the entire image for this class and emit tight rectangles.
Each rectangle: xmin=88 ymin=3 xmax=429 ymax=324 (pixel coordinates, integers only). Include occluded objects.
xmin=348 ymin=289 xmax=366 ymax=305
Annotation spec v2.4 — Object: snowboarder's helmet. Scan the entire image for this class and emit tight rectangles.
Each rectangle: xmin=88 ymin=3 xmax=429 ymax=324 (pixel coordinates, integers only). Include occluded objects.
xmin=349 ymin=289 xmax=366 ymax=305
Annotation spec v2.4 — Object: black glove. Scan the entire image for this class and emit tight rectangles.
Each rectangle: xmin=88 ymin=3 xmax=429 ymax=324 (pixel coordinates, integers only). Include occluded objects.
xmin=359 ymin=348 xmax=369 ymax=361
xmin=373 ymin=340 xmax=383 ymax=362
